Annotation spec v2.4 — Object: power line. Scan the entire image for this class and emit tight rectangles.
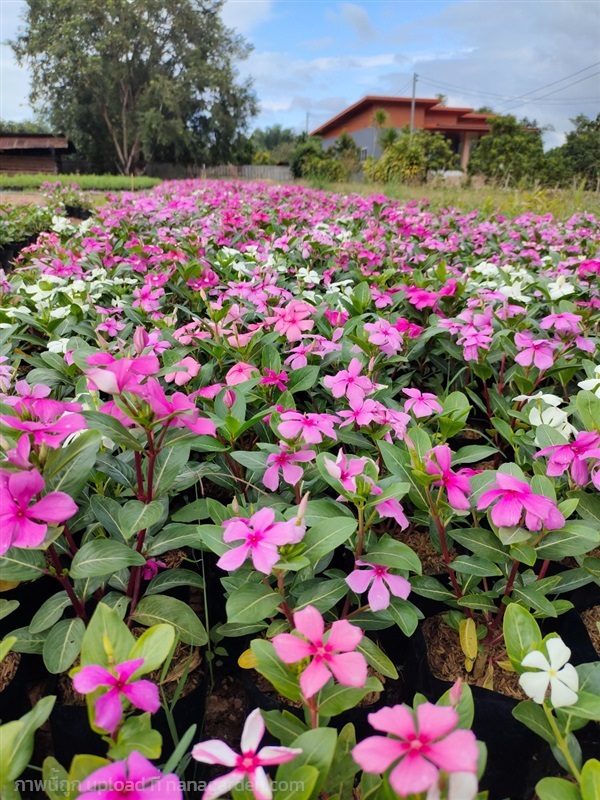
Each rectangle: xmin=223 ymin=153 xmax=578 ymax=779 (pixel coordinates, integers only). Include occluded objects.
xmin=495 ymin=61 xmax=600 ymax=109
xmin=501 ymin=71 xmax=600 ymax=113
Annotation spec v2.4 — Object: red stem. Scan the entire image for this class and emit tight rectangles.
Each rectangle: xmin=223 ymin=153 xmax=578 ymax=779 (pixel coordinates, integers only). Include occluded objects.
xmin=48 ymin=545 xmax=88 ymax=623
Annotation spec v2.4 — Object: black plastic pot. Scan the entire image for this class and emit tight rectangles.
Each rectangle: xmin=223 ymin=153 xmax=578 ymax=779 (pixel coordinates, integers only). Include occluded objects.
xmin=49 ymin=668 xmax=208 ymax=769
xmin=65 ymin=205 xmax=92 ymax=220
xmin=1 ymin=577 xmax=57 ymax=639
xmin=403 ymin=609 xmax=598 ymax=800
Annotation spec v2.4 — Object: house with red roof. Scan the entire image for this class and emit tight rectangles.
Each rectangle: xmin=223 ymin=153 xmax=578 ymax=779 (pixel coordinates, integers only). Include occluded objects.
xmin=310 ymin=96 xmax=493 ymax=169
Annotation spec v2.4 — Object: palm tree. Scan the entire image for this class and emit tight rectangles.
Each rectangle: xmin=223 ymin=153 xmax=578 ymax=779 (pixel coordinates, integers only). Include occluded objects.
xmin=372 ymin=109 xmax=389 ymax=158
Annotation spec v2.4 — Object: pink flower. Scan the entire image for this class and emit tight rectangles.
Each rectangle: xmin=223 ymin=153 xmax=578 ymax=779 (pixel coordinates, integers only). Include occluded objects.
xmin=78 ymin=752 xmax=182 ymax=800
xmin=263 ymin=444 xmax=316 ymax=491
xmin=278 ymin=410 xmax=338 ymax=444
xmin=323 ymin=358 xmax=374 ymax=404
xmin=514 ymin=332 xmax=556 ymax=371
xmin=260 ymin=369 xmax=289 ymax=392
xmin=425 ymin=446 xmax=471 ymax=510
xmin=164 ymin=356 xmax=200 ymax=386
xmin=72 ymin=657 xmax=160 ymax=734
xmin=266 ymin=300 xmax=314 ymax=342
xmin=142 ymin=558 xmax=167 ymax=580
xmin=217 ymin=507 xmax=295 ymax=574
xmin=85 ymin=353 xmax=159 ymax=394
xmin=352 ymin=703 xmax=479 ymax=798
xmin=477 ymin=472 xmax=565 ymax=531
xmin=402 ymin=388 xmax=442 ymax=418
xmin=272 ymin=605 xmax=367 ymax=698
xmin=346 ymin=560 xmax=411 ymax=611
xmin=370 ymin=486 xmax=409 ymax=529
xmin=324 ymin=450 xmax=368 ymax=493
xmin=338 ymin=398 xmax=381 ymax=428
xmin=364 ymin=319 xmax=404 ymax=356
xmin=0 ymin=470 xmax=78 ymax=556
xmin=192 ymin=708 xmax=302 ymax=800
xmin=324 ymin=309 xmax=349 ymax=327
xmin=225 ymin=362 xmax=259 ymax=385
xmin=535 ymin=431 xmax=600 ymax=486
xmin=540 ymin=312 xmax=582 ymax=336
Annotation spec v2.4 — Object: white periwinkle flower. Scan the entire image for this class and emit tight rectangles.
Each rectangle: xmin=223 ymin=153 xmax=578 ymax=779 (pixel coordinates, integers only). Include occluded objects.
xmin=578 ymin=365 xmax=600 ymax=398
xmin=519 ymin=637 xmax=579 ymax=708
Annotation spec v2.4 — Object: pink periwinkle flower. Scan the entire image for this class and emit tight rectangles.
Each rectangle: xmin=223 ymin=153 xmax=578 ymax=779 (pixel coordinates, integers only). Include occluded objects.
xmin=540 ymin=312 xmax=582 ymax=336
xmin=403 ymin=388 xmax=443 ymax=418
xmin=263 ymin=443 xmax=316 ymax=491
xmin=514 ymin=332 xmax=556 ymax=371
xmin=266 ymin=300 xmax=315 ymax=342
xmin=364 ymin=319 xmax=404 ymax=356
xmin=217 ymin=507 xmax=296 ymax=574
xmin=164 ymin=356 xmax=200 ymax=386
xmin=323 ymin=358 xmax=375 ymax=404
xmin=0 ymin=469 xmax=78 ymax=556
xmin=425 ymin=446 xmax=472 ymax=511
xmin=192 ymin=708 xmax=302 ymax=800
xmin=272 ymin=605 xmax=367 ymax=698
xmin=477 ymin=472 xmax=565 ymax=531
xmin=535 ymin=431 xmax=600 ymax=487
xmin=85 ymin=353 xmax=159 ymax=394
xmin=352 ymin=703 xmax=479 ymax=798
xmin=346 ymin=560 xmax=411 ymax=611
xmin=72 ymin=658 xmax=160 ymax=735
xmin=260 ymin=369 xmax=289 ymax=392
xmin=142 ymin=558 xmax=167 ymax=580
xmin=324 ymin=449 xmax=368 ymax=493
xmin=225 ymin=362 xmax=259 ymax=386
xmin=278 ymin=410 xmax=338 ymax=444
xmin=370 ymin=485 xmax=410 ymax=529
xmin=77 ymin=752 xmax=182 ymax=800
xmin=338 ymin=397 xmax=381 ymax=428
xmin=324 ymin=308 xmax=349 ymax=328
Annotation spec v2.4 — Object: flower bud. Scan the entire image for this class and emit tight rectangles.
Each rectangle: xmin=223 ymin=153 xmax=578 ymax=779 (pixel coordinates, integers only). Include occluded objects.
xmin=223 ymin=389 xmax=236 ymax=409
xmin=449 ymin=678 xmax=463 ymax=706
xmin=133 ymin=326 xmax=149 ymax=354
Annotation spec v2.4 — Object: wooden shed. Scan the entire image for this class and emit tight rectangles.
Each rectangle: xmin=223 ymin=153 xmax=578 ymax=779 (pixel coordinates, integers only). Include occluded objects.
xmin=0 ymin=134 xmax=72 ymax=175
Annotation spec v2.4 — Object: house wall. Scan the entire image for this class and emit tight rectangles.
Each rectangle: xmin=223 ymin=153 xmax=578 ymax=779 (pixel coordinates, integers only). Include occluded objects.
xmin=0 ymin=152 xmax=58 ymax=175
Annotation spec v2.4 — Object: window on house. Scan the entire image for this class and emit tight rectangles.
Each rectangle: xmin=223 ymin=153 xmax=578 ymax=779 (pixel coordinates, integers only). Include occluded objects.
xmin=360 ymin=147 xmax=368 ymax=162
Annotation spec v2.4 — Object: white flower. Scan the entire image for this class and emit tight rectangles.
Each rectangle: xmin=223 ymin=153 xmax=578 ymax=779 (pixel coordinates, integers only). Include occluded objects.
xmin=578 ymin=365 xmax=600 ymax=397
xmin=473 ymin=261 xmax=500 ymax=277
xmin=519 ymin=637 xmax=579 ymax=708
xmin=497 ymin=281 xmax=531 ymax=304
xmin=529 ymin=406 xmax=577 ymax=439
xmin=513 ymin=392 xmax=563 ymax=406
xmin=427 ymin=772 xmax=479 ymax=800
xmin=547 ymin=275 xmax=575 ymax=300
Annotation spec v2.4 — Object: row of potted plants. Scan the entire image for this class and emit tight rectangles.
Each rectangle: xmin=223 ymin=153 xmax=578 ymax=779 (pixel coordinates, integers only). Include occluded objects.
xmin=0 ymin=180 xmax=598 ymax=800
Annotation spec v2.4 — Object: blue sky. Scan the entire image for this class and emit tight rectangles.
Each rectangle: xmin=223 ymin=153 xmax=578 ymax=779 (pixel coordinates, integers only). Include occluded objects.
xmin=2 ymin=1 xmax=599 ymax=148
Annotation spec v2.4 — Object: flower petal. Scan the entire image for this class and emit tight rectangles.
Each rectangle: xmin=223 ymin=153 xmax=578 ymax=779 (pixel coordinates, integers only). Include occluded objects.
xmin=256 ymin=746 xmax=303 ymax=766
xmin=519 ymin=672 xmax=549 ymax=704
xmin=425 ymin=729 xmax=479 ymax=772
xmin=546 ymin=637 xmax=572 ymax=671
xmin=326 ymin=619 xmax=363 ymax=652
xmin=93 ymin=689 xmax=123 ymax=734
xmin=272 ymin=633 xmax=312 ymax=664
xmin=122 ymin=680 xmax=161 ymax=713
xmin=327 ymin=652 xmax=367 ymax=688
xmin=293 ymin=605 xmax=324 ymax=643
xmin=352 ymin=735 xmax=406 ymax=773
xmin=203 ymin=770 xmax=246 ymax=800
xmin=72 ymin=665 xmax=115 ymax=694
xmin=416 ymin=703 xmax=458 ymax=742
xmin=300 ymin=659 xmax=331 ymax=698
xmin=368 ymin=705 xmax=416 ymax=739
xmin=389 ymin=752 xmax=439 ymax=797
xmin=241 ymin=708 xmax=265 ymax=754
xmin=191 ymin=740 xmax=239 ymax=766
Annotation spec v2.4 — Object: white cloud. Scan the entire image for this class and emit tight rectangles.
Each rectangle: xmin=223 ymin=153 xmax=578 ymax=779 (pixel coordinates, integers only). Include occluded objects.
xmin=337 ymin=3 xmax=379 ymax=41
xmin=221 ymin=0 xmax=273 ymax=33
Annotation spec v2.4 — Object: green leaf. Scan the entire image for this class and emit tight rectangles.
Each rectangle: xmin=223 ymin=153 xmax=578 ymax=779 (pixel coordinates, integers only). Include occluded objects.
xmin=130 ymin=595 xmax=207 ymax=646
xmin=30 ymin=592 xmax=70 ymax=633
xmin=109 ymin=713 xmax=162 ymax=760
xmin=0 ymin=548 xmax=47 ymax=580
xmin=226 ymin=583 xmax=282 ymax=624
xmin=2 ymin=696 xmax=55 ymax=781
xmin=145 ymin=523 xmax=201 ymax=555
xmin=90 ymin=495 xmax=125 ymax=538
xmin=536 ymin=523 xmax=600 ymax=559
xmin=160 ymin=723 xmax=198 ymax=775
xmin=82 ymin=410 xmax=144 ymax=450
xmin=43 ymin=618 xmax=85 ymax=673
xmin=451 ymin=555 xmax=502 ymax=577
xmin=576 ymin=391 xmax=600 ymax=432
xmin=144 ymin=568 xmax=204 ymax=596
xmin=536 ymin=777 xmax=581 ymax=800
xmin=451 ymin=528 xmax=511 ymax=564
xmin=366 ymin=535 xmax=422 ymax=573
xmin=276 ymin=727 xmax=338 ymax=800
xmin=262 ymin=710 xmax=308 ymax=747
xmin=150 ymin=444 xmax=191 ymax=496
xmin=302 ymin=517 xmax=358 ymax=563
xmin=503 ymin=604 xmax=542 ymax=668
xmin=513 ymin=586 xmax=558 ymax=617
xmin=44 ymin=430 xmax=102 ymax=497
xmin=581 ymin=759 xmax=600 ymax=800
xmin=387 ymin=599 xmax=421 ymax=637
xmin=318 ymin=676 xmax=383 ymax=716
xmin=410 ymin=575 xmax=455 ymax=602
xmin=231 ymin=450 xmax=269 ymax=471
xmin=379 ymin=441 xmax=429 ymax=511
xmin=452 ymin=445 xmax=498 ymax=465
xmin=195 ymin=524 xmax=229 ymax=555
xmin=568 ymin=491 xmax=600 ymax=525
xmin=273 ymin=766 xmax=319 ymax=800
xmin=118 ymin=500 xmax=165 ymax=539
xmin=42 ymin=757 xmax=69 ymax=800
xmin=251 ymin=639 xmax=302 ymax=703
xmin=128 ymin=624 xmax=176 ymax=674
xmin=80 ymin=602 xmax=135 ymax=666
xmin=357 ymin=636 xmax=398 ymax=679
xmin=95 ymin=453 xmax=137 ymax=489
xmin=294 ymin=579 xmax=348 ymax=613
xmin=6 ymin=626 xmax=46 ymax=654
xmin=287 ymin=366 xmax=320 ymax=393
xmin=457 ymin=593 xmax=498 ymax=612
xmin=0 ymin=599 xmax=19 ymax=622
xmin=70 ymin=540 xmax=146 ymax=578
xmin=0 ymin=637 xmax=16 ymax=663
xmin=512 ymin=700 xmax=555 ymax=744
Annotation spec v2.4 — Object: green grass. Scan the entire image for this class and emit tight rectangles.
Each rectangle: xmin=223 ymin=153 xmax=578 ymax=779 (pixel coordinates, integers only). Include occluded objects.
xmin=0 ymin=173 xmax=161 ymax=191
xmin=327 ymin=180 xmax=600 ymax=219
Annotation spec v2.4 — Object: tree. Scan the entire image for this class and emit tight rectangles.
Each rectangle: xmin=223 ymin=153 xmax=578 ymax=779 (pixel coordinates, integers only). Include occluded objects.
xmin=379 ymin=127 xmax=399 ymax=151
xmin=468 ymin=114 xmax=544 ymax=185
xmin=562 ymin=113 xmax=600 ymax=189
xmin=372 ymin=108 xmax=389 ymax=155
xmin=11 ymin=0 xmax=257 ymax=174
xmin=0 ymin=118 xmax=49 ymax=133
xmin=251 ymin=125 xmax=297 ymax=152
xmin=366 ymin=126 xmax=456 ymax=184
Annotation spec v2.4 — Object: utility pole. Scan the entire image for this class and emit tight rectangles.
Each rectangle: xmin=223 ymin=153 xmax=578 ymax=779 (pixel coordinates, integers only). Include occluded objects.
xmin=410 ymin=72 xmax=418 ymax=136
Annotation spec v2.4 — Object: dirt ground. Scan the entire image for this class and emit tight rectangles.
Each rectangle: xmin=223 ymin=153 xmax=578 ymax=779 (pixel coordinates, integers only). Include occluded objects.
xmin=0 ymin=191 xmax=48 ymax=206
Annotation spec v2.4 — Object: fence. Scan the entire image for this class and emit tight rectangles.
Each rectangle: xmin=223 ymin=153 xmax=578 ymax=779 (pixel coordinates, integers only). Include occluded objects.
xmin=202 ymin=164 xmax=292 ymax=181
